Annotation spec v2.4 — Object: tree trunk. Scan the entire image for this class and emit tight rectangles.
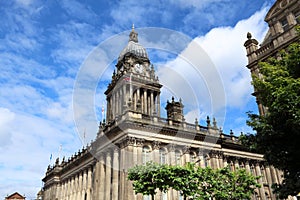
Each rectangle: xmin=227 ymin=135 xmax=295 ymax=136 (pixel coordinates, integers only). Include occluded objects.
xmin=151 ymin=194 xmax=154 ymax=200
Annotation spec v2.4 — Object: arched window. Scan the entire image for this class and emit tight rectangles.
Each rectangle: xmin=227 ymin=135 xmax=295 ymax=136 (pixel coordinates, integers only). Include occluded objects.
xmin=142 ymin=146 xmax=151 ymax=164
xmin=159 ymin=148 xmax=166 ymax=164
xmin=175 ymin=150 xmax=181 ymax=165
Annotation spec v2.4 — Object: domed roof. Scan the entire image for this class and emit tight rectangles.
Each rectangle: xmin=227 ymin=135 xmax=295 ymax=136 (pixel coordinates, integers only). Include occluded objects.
xmin=118 ymin=26 xmax=149 ymax=62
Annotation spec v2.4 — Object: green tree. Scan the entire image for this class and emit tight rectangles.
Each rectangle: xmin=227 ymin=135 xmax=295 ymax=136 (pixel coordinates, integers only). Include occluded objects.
xmin=194 ymin=167 xmax=260 ymax=200
xmin=127 ymin=162 xmax=172 ymax=200
xmin=128 ymin=162 xmax=260 ymax=200
xmin=244 ymin=30 xmax=300 ymax=198
xmin=170 ymin=162 xmax=200 ymax=199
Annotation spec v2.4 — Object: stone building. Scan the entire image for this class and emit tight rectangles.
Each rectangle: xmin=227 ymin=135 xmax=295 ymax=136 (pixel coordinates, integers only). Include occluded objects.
xmin=41 ymin=27 xmax=284 ymax=200
xmin=5 ymin=192 xmax=26 ymax=200
xmin=244 ymin=0 xmax=300 ymax=115
xmin=41 ymin=0 xmax=300 ymax=198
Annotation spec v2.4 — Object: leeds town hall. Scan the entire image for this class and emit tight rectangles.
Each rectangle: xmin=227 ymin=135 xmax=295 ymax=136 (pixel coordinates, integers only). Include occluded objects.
xmin=41 ymin=0 xmax=300 ymax=199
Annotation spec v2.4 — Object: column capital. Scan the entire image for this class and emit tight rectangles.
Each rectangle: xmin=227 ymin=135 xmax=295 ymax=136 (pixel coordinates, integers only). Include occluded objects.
xmin=126 ymin=136 xmax=136 ymax=146
xmin=152 ymin=141 xmax=161 ymax=150
xmin=183 ymin=146 xmax=190 ymax=154
xmin=168 ymin=143 xmax=176 ymax=152
xmin=136 ymin=138 xmax=145 ymax=147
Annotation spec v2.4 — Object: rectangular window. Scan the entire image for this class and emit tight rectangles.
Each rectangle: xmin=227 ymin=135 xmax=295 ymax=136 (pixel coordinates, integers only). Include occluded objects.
xmin=281 ymin=18 xmax=289 ymax=32
xmin=294 ymin=10 xmax=300 ymax=24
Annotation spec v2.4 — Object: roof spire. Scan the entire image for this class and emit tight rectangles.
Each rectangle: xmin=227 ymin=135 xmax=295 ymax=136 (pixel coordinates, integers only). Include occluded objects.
xmin=129 ymin=24 xmax=138 ymax=42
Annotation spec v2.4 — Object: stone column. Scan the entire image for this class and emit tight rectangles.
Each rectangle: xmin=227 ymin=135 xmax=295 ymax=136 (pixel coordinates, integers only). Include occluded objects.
xmin=157 ymin=93 xmax=160 ymax=116
xmin=265 ymin=165 xmax=276 ymax=200
xmin=270 ymin=166 xmax=279 ymax=184
xmin=136 ymin=139 xmax=144 ymax=165
xmin=78 ymin=172 xmax=83 ymax=200
xmin=116 ymin=91 xmax=119 ymax=115
xmin=56 ymin=183 xmax=61 ymax=200
xmin=112 ymin=94 xmax=115 ymax=119
xmin=199 ymin=154 xmax=205 ymax=168
xmin=82 ymin=169 xmax=87 ymax=199
xmin=144 ymin=90 xmax=147 ymax=114
xmin=255 ymin=163 xmax=266 ymax=200
xmin=277 ymin=170 xmax=283 ymax=184
xmin=122 ymin=139 xmax=135 ymax=200
xmin=93 ymin=162 xmax=99 ymax=200
xmin=133 ymin=89 xmax=137 ymax=111
xmin=133 ymin=142 xmax=138 ymax=164
xmin=61 ymin=181 xmax=65 ymax=200
xmin=123 ymin=84 xmax=127 ymax=110
xmin=66 ymin=178 xmax=70 ymax=200
xmin=86 ymin=167 xmax=92 ymax=200
xmin=245 ymin=160 xmax=251 ymax=173
xmin=223 ymin=156 xmax=228 ymax=168
xmin=152 ymin=141 xmax=160 ymax=163
xmin=105 ymin=150 xmax=112 ymax=200
xmin=112 ymin=148 xmax=120 ymax=200
xmin=234 ymin=159 xmax=240 ymax=170
xmin=73 ymin=174 xmax=78 ymax=200
xmin=109 ymin=96 xmax=112 ymax=121
xmin=119 ymin=147 xmax=125 ymax=200
xmin=137 ymin=88 xmax=140 ymax=107
xmin=150 ymin=91 xmax=154 ymax=115
xmin=136 ymin=139 xmax=144 ymax=200
xmin=147 ymin=96 xmax=150 ymax=115
xmin=169 ymin=144 xmax=175 ymax=165
xmin=218 ymin=154 xmax=224 ymax=168
xmin=99 ymin=154 xmax=105 ymax=200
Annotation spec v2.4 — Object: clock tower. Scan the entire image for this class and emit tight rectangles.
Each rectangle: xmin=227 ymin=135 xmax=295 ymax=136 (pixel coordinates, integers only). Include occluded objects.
xmin=104 ymin=26 xmax=162 ymax=122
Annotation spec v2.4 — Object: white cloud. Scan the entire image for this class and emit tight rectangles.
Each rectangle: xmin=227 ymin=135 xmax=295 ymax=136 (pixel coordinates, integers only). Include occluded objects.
xmin=155 ymin=6 xmax=269 ymax=127
xmin=0 ymin=108 xmax=81 ymax=199
xmin=195 ymin=7 xmax=269 ymax=108
xmin=0 ymin=108 xmax=15 ymax=147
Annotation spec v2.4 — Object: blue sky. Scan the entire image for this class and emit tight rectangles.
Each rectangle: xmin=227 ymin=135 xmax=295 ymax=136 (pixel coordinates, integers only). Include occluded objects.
xmin=0 ymin=0 xmax=275 ymax=198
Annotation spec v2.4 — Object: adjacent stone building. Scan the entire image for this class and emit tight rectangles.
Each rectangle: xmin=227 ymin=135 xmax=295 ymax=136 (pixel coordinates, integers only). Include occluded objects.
xmin=244 ymin=0 xmax=300 ymax=115
xmin=5 ymin=192 xmax=26 ymax=200
xmin=41 ymin=0 xmax=300 ymax=199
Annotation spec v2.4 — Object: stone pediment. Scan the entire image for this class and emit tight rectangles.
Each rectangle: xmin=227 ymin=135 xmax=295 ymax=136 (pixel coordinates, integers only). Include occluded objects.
xmin=265 ymin=0 xmax=295 ymax=21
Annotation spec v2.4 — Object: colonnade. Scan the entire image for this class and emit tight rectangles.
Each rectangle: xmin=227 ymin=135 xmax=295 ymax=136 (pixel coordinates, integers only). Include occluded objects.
xmin=43 ymin=138 xmax=283 ymax=200
xmin=59 ymin=166 xmax=93 ymax=200
xmin=106 ymin=82 xmax=161 ymax=122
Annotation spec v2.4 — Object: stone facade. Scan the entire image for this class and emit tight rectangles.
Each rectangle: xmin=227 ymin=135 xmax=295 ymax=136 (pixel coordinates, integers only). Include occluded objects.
xmin=41 ymin=4 xmax=298 ymax=198
xmin=244 ymin=0 xmax=300 ymax=115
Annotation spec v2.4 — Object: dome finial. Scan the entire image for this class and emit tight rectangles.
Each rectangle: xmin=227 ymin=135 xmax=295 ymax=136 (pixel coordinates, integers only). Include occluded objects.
xmin=129 ymin=24 xmax=138 ymax=42
xmin=247 ymin=32 xmax=252 ymax=39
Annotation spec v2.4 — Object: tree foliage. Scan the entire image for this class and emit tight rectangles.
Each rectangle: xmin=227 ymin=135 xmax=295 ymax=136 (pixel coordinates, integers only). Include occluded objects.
xmin=128 ymin=162 xmax=260 ymax=200
xmin=127 ymin=162 xmax=172 ymax=200
xmin=243 ymin=29 xmax=300 ymax=198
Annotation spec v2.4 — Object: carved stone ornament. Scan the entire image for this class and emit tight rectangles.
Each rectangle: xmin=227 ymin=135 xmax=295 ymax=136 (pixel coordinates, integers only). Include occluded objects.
xmin=152 ymin=141 xmax=161 ymax=150
xmin=136 ymin=138 xmax=145 ymax=147
xmin=126 ymin=136 xmax=135 ymax=146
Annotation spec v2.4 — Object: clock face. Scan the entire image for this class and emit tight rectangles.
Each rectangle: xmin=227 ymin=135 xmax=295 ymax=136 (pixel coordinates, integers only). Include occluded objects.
xmin=134 ymin=63 xmax=143 ymax=73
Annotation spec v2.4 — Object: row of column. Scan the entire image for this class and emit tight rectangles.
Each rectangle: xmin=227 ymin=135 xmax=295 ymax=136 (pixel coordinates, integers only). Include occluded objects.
xmin=91 ymin=149 xmax=120 ymax=200
xmin=127 ymin=141 xmax=284 ymax=200
xmin=44 ymin=141 xmax=284 ymax=200
xmin=134 ymin=88 xmax=160 ymax=116
xmin=106 ymin=84 xmax=161 ymax=121
xmin=59 ymin=166 xmax=93 ymax=200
